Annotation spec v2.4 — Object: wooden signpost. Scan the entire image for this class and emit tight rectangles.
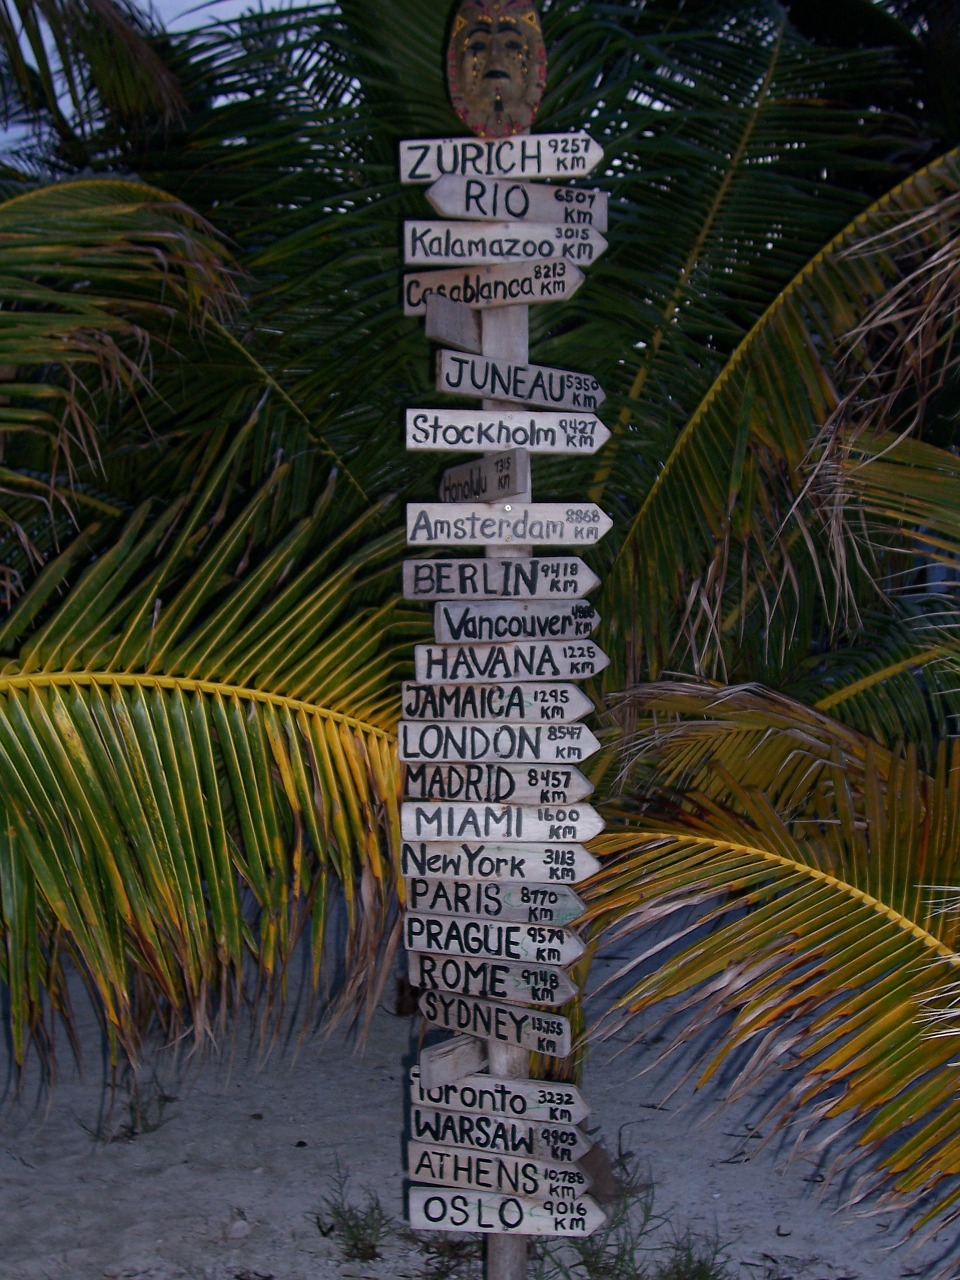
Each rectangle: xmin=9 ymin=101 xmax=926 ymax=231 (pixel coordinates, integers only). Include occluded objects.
xmin=399 ymin=11 xmax=611 ymax=1273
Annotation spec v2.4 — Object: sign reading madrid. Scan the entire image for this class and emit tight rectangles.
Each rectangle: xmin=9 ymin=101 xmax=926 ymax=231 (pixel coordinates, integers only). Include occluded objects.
xmin=403 ymin=761 xmax=593 ymax=804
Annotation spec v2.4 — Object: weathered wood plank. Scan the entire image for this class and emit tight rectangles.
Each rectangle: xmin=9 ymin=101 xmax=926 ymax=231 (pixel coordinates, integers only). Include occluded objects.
xmin=410 ymin=952 xmax=578 ymax=1006
xmin=403 ymin=557 xmax=601 ymax=599
xmin=419 ymin=1035 xmax=487 ymax=1089
xmin=401 ymin=841 xmax=600 ymax=884
xmin=439 ymin=450 xmax=529 ymax=503
xmin=408 ymin=1141 xmax=592 ymax=1200
xmin=437 ymin=351 xmax=604 ymax=411
xmin=399 ymin=134 xmax=603 ymax=185
xmin=408 ymin=1186 xmax=605 ymax=1236
xmin=403 ymin=762 xmax=593 ymax=804
xmin=401 ymin=682 xmax=595 ymax=724
xmin=405 ymin=913 xmax=585 ymax=965
xmin=407 ymin=501 xmax=612 ymax=548
xmin=410 ymin=1068 xmax=589 ymax=1124
xmin=434 ymin=600 xmax=599 ymax=643
xmin=426 ymin=176 xmax=608 ymax=232
xmin=405 ymin=220 xmax=606 ymax=268
xmin=413 ymin=640 xmax=610 ymax=683
xmin=405 ymin=877 xmax=584 ymax=925
xmin=404 ymin=262 xmax=585 ymax=316
xmin=398 ymin=722 xmax=601 ymax=766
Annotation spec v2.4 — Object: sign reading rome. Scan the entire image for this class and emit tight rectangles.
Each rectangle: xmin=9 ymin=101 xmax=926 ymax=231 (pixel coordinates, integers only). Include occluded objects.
xmin=399 ymin=133 xmax=603 ymax=184
xmin=410 ymin=952 xmax=578 ymax=1005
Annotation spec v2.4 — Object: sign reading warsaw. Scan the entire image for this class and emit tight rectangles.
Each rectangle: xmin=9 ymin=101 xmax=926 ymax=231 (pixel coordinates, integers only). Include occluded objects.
xmin=406 ymin=877 xmax=584 ymax=925
xmin=411 ymin=1104 xmax=591 ymax=1163
xmin=409 ymin=1187 xmax=605 ymax=1237
xmin=414 ymin=640 xmax=610 ymax=683
xmin=405 ymin=912 xmax=586 ymax=965
xmin=406 ymin=409 xmax=610 ymax=454
xmin=410 ymin=953 xmax=578 ymax=1006
xmin=427 ymin=175 xmax=608 ymax=233
xmin=401 ymin=682 xmax=595 ymax=724
xmin=401 ymin=841 xmax=600 ymax=884
xmin=405 ymin=220 xmax=607 ymax=268
xmin=439 ymin=450 xmax=528 ymax=503
xmin=407 ymin=503 xmax=612 ymax=548
xmin=404 ymin=262 xmax=585 ymax=316
xmin=411 ymin=1069 xmax=590 ymax=1124
xmin=420 ymin=991 xmax=572 ymax=1056
xmin=399 ymin=133 xmax=603 ymax=185
xmin=403 ymin=557 xmax=600 ymax=600
xmin=438 ymin=351 xmax=604 ymax=411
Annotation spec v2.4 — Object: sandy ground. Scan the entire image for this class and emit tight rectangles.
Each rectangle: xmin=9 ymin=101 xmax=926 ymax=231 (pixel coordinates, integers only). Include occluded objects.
xmin=1 ymin=952 xmax=957 ymax=1280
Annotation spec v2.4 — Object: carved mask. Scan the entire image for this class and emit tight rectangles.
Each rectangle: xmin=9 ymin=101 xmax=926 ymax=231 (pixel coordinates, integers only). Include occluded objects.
xmin=447 ymin=0 xmax=546 ymax=138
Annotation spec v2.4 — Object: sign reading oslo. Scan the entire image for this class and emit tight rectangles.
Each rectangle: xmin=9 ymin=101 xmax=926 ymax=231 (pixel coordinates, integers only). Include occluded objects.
xmin=407 ymin=502 xmax=612 ymax=548
xmin=401 ymin=841 xmax=600 ymax=884
xmin=414 ymin=640 xmax=610 ymax=683
xmin=403 ymin=557 xmax=601 ymax=600
xmin=411 ymin=1068 xmax=590 ymax=1124
xmin=410 ymin=952 xmax=578 ymax=1006
xmin=409 ymin=1187 xmax=605 ymax=1237
xmin=399 ymin=133 xmax=603 ymax=185
xmin=401 ymin=682 xmax=595 ymax=724
xmin=403 ymin=262 xmax=585 ymax=316
xmin=438 ymin=350 xmax=604 ymax=411
xmin=406 ymin=409 xmax=610 ymax=455
xmin=426 ymin=175 xmax=609 ymax=232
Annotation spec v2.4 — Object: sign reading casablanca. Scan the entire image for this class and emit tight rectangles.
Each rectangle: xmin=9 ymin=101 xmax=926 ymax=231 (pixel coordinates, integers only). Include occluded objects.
xmin=403 ymin=261 xmax=585 ymax=315
xmin=403 ymin=557 xmax=601 ymax=599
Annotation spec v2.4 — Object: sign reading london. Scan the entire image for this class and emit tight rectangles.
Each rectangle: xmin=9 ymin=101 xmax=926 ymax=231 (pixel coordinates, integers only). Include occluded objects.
xmin=399 ymin=133 xmax=603 ymax=184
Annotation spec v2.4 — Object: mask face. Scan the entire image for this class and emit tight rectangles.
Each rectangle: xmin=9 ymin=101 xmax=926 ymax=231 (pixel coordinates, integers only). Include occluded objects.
xmin=447 ymin=0 xmax=547 ymax=139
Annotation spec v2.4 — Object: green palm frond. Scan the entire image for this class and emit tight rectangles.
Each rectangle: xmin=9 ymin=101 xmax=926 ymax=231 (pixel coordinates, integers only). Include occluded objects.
xmin=0 ymin=421 xmax=417 ymax=1071
xmin=588 ymin=689 xmax=960 ymax=1227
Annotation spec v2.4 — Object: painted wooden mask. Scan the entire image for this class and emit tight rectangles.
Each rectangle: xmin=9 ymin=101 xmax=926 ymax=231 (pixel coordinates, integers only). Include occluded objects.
xmin=447 ymin=0 xmax=547 ymax=138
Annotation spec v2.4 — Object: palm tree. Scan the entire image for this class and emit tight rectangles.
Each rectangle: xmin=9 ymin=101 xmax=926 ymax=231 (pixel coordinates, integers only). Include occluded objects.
xmin=3 ymin=0 xmax=960 ymax=1246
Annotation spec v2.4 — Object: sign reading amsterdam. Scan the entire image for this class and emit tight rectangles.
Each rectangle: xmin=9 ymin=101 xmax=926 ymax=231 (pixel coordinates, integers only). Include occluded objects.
xmin=401 ymin=802 xmax=604 ymax=842
xmin=438 ymin=351 xmax=604 ymax=411
xmin=403 ymin=762 xmax=593 ymax=804
xmin=409 ymin=1187 xmax=605 ymax=1237
xmin=399 ymin=133 xmax=603 ymax=184
xmin=405 ymin=912 xmax=586 ymax=965
xmin=401 ymin=841 xmax=600 ymax=883
xmin=406 ymin=877 xmax=584 ymax=924
xmin=420 ymin=991 xmax=572 ymax=1056
xmin=410 ymin=952 xmax=578 ymax=1005
xmin=404 ymin=262 xmax=585 ymax=316
xmin=398 ymin=722 xmax=600 ymax=765
xmin=408 ymin=1143 xmax=591 ymax=1199
xmin=427 ymin=175 xmax=608 ymax=232
xmin=414 ymin=640 xmax=610 ymax=683
xmin=407 ymin=503 xmax=612 ymax=548
xmin=406 ymin=409 xmax=610 ymax=454
xmin=402 ymin=682 xmax=595 ymax=724
xmin=434 ymin=601 xmax=599 ymax=643
xmin=411 ymin=1069 xmax=590 ymax=1124
xmin=439 ymin=450 xmax=528 ymax=503
xmin=403 ymin=557 xmax=601 ymax=600
xmin=405 ymin=220 xmax=607 ymax=267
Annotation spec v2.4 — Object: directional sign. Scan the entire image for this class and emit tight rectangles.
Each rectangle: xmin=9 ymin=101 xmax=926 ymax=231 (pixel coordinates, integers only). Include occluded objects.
xmin=411 ymin=1068 xmax=590 ymax=1125
xmin=406 ymin=409 xmax=610 ymax=454
xmin=420 ymin=1035 xmax=486 ymax=1089
xmin=404 ymin=762 xmax=593 ymax=804
xmin=401 ymin=802 xmax=604 ymax=844
xmin=438 ymin=351 xmax=604 ymax=412
xmin=435 ymin=600 xmax=599 ymax=643
xmin=399 ymin=722 xmax=601 ymax=766
xmin=402 ymin=682 xmax=594 ymax=724
xmin=427 ymin=175 xmax=609 ymax=233
xmin=407 ymin=502 xmax=612 ymax=548
xmin=414 ymin=641 xmax=611 ymax=683
xmin=399 ymin=133 xmax=603 ymax=185
xmin=404 ymin=262 xmax=585 ymax=316
xmin=410 ymin=952 xmax=578 ymax=1006
xmin=403 ymin=557 xmax=601 ymax=600
xmin=405 ymin=913 xmax=586 ymax=965
xmin=409 ymin=1186 xmax=605 ymax=1236
xmin=425 ymin=295 xmax=482 ymax=354
xmin=408 ymin=1142 xmax=592 ymax=1199
xmin=405 ymin=221 xmax=607 ymax=269
xmin=410 ymin=1106 xmax=591 ymax=1166
xmin=406 ymin=877 xmax=584 ymax=925
xmin=402 ymin=841 xmax=600 ymax=884
xmin=439 ymin=450 xmax=528 ymax=503
xmin=419 ymin=991 xmax=572 ymax=1055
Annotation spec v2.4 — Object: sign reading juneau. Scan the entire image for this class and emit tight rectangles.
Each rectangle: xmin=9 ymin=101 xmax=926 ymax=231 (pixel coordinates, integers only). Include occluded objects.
xmin=438 ymin=351 xmax=604 ymax=411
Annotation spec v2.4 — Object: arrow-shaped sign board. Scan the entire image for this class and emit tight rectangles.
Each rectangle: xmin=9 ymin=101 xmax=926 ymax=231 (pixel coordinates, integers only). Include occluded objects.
xmin=434 ymin=600 xmax=599 ymax=643
xmin=427 ymin=175 xmax=608 ymax=233
xmin=409 ymin=1185 xmax=604 ymax=1236
xmin=403 ymin=557 xmax=601 ymax=600
xmin=414 ymin=640 xmax=610 ymax=683
xmin=408 ymin=1142 xmax=592 ymax=1200
xmin=405 ymin=221 xmax=607 ymax=269
xmin=399 ymin=721 xmax=601 ymax=765
xmin=406 ymin=877 xmax=584 ymax=925
xmin=411 ymin=1068 xmax=590 ymax=1125
xmin=407 ymin=409 xmax=610 ymax=455
xmin=404 ymin=762 xmax=593 ymax=805
xmin=399 ymin=133 xmax=603 ymax=185
xmin=407 ymin=502 xmax=612 ymax=549
xmin=401 ymin=801 xmax=604 ymax=843
xmin=404 ymin=262 xmax=585 ymax=316
xmin=405 ymin=912 xmax=586 ymax=966
xmin=410 ymin=952 xmax=578 ymax=1006
xmin=438 ymin=351 xmax=604 ymax=412
xmin=401 ymin=841 xmax=600 ymax=884
xmin=411 ymin=1104 xmax=592 ymax=1164
xmin=402 ymin=682 xmax=595 ymax=724
xmin=419 ymin=991 xmax=572 ymax=1056
xmin=439 ymin=450 xmax=528 ymax=503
